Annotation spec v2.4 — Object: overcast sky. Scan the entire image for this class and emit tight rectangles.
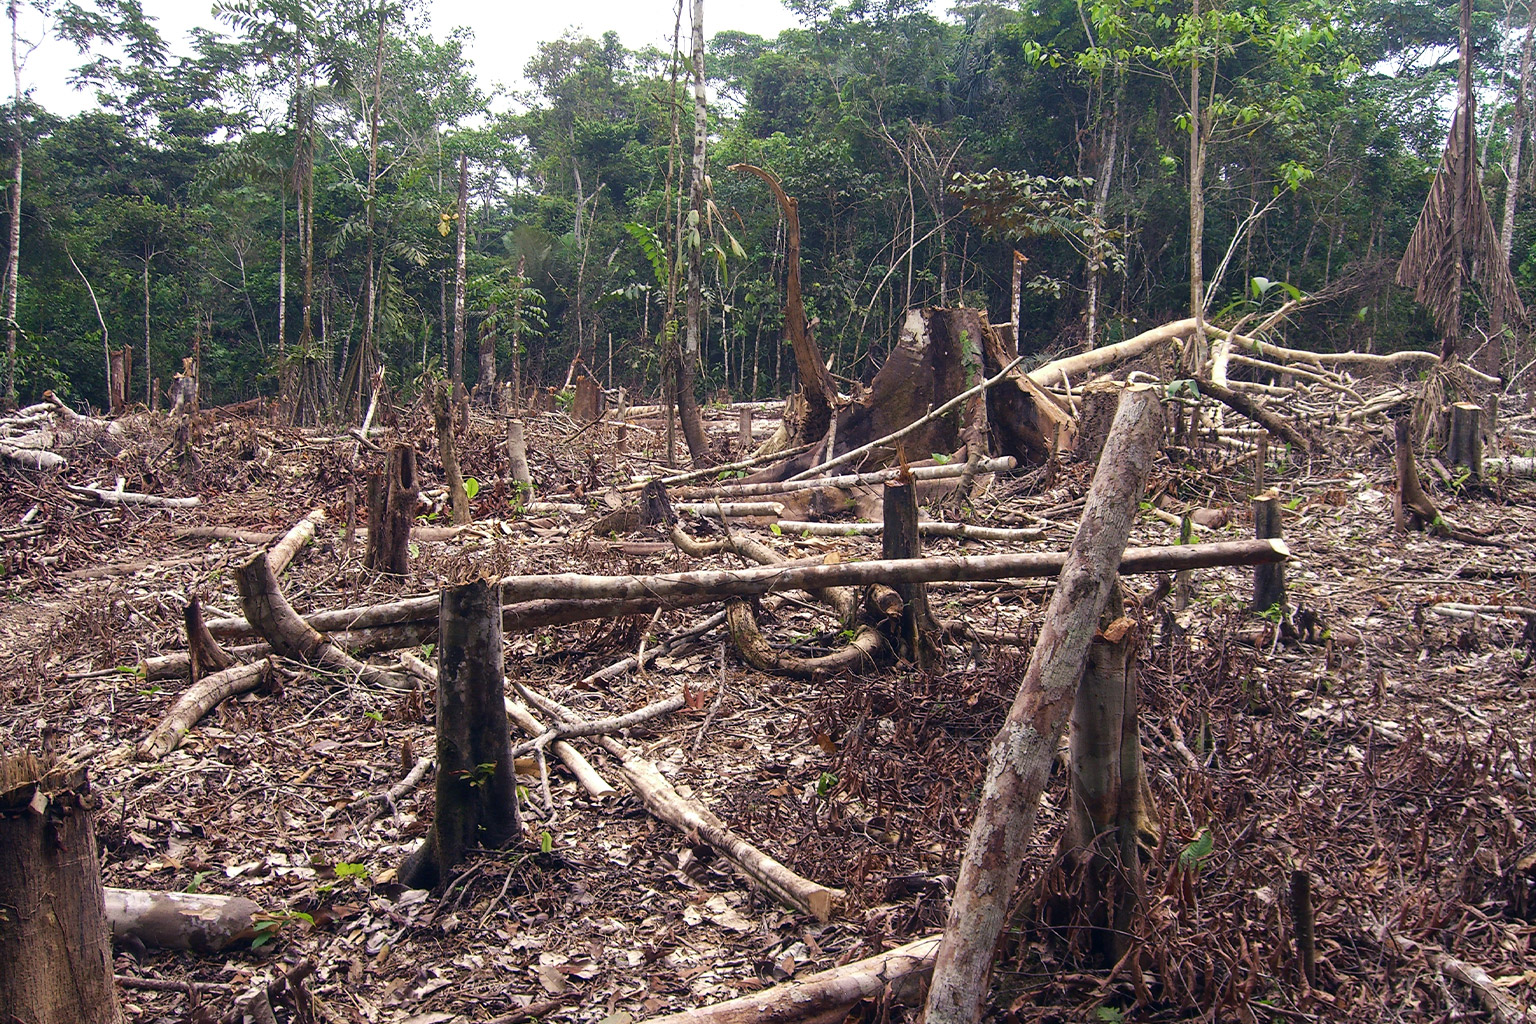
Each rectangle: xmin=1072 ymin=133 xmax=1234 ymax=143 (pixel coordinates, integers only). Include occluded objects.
xmin=13 ymin=0 xmax=811 ymax=115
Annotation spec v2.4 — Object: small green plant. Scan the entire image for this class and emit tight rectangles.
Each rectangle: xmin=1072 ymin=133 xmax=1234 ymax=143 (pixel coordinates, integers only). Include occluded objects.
xmin=333 ymin=861 xmax=369 ymax=882
xmin=1285 ymin=495 xmax=1304 ymax=511
xmin=454 ymin=762 xmax=498 ymax=789
xmin=1257 ymin=602 xmax=1285 ymax=624
xmin=363 ymin=710 xmax=384 ymax=723
xmin=419 ymin=642 xmax=435 ymax=660
xmin=250 ymin=910 xmax=314 ymax=949
xmin=769 ymin=523 xmax=782 ymax=536
xmin=539 ymin=831 xmax=554 ymax=854
xmin=464 ymin=477 xmax=481 ymax=501
xmin=184 ymin=870 xmax=211 ymax=894
xmin=1095 ymin=1007 xmax=1127 ymax=1023
xmin=815 ymin=771 xmax=838 ymax=798
xmin=930 ymin=452 xmax=951 ymax=464
xmin=1179 ymin=829 xmax=1215 ymax=873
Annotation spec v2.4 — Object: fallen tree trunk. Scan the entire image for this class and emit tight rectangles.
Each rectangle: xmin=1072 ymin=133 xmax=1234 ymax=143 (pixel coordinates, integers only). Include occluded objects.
xmin=268 ymin=508 xmax=325 ymax=575
xmin=518 ymin=686 xmax=843 ymax=920
xmin=137 ymin=660 xmax=272 ymax=760
xmin=1028 ymin=319 xmax=1196 ymax=385
xmin=0 ymin=439 xmax=66 ymax=470
xmin=104 ymin=888 xmax=262 ymax=953
xmin=641 ymin=933 xmax=942 ymax=1024
xmin=682 ymin=457 xmax=1015 ymax=499
xmin=235 ymin=550 xmax=407 ymax=690
xmin=496 ymin=539 xmax=1287 ymax=606
xmin=63 ymin=483 xmax=198 ymax=507
xmin=1196 ymin=376 xmax=1311 ymax=451
xmin=202 ymin=541 xmax=1286 ymax=644
xmin=726 ymin=599 xmax=887 ymax=679
xmin=925 ymin=385 xmax=1164 ymax=1024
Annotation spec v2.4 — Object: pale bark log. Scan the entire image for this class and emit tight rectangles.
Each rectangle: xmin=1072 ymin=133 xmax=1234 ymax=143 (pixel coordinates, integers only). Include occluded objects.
xmin=685 ymin=457 xmax=1014 ymax=499
xmin=137 ymin=660 xmax=271 ymax=760
xmin=504 ymin=698 xmax=616 ymax=799
xmin=506 ymin=418 xmax=533 ymax=497
xmin=0 ymin=440 xmax=64 ymax=469
xmin=104 ymin=887 xmax=261 ymax=954
xmin=1027 ymin=319 xmax=1196 ymax=385
xmin=773 ymin=521 xmax=1044 ymax=541
xmin=267 ymin=508 xmax=325 ymax=576
xmin=620 ymin=441 xmax=816 ymax=492
xmin=924 ymin=385 xmax=1164 ymax=1024
xmin=63 ymin=483 xmax=198 ymax=507
xmin=641 ymin=934 xmax=941 ymax=1024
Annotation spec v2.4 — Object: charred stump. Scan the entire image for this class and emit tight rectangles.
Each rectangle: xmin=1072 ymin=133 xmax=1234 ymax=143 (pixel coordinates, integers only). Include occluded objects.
xmin=0 ymin=754 xmax=121 ymax=1024
xmin=400 ymin=579 xmax=521 ymax=889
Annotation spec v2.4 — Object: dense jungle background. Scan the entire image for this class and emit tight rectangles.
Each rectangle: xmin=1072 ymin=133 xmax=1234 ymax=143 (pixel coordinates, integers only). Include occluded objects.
xmin=2 ymin=0 xmax=1529 ymax=414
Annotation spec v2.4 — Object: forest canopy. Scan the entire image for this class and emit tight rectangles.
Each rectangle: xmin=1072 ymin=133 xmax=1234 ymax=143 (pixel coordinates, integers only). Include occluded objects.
xmin=0 ymin=0 xmax=1524 ymax=412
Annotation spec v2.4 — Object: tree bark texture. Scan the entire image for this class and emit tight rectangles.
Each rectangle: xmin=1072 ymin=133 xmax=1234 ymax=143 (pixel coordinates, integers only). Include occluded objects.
xmin=104 ymin=887 xmax=261 ymax=953
xmin=0 ymin=754 xmax=121 ymax=1024
xmin=452 ymin=152 xmax=468 ymax=387
xmin=924 ymin=385 xmax=1165 ymax=1024
xmin=432 ymin=382 xmax=470 ymax=525
xmin=1448 ymin=402 xmax=1483 ymax=479
xmin=400 ymin=579 xmax=520 ymax=889
xmin=365 ymin=443 xmax=417 ymax=574
xmin=677 ymin=0 xmax=712 ymax=466
xmin=506 ymin=418 xmax=533 ymax=497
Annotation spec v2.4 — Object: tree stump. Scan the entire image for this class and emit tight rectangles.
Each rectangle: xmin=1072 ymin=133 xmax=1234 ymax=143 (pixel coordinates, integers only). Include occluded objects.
xmin=883 ymin=476 xmax=939 ymax=671
xmin=0 ymin=754 xmax=121 ymax=1024
xmin=506 ymin=419 xmax=533 ymax=500
xmin=432 ymin=382 xmax=470 ymax=525
xmin=738 ymin=407 xmax=752 ymax=455
xmin=1448 ymin=402 xmax=1483 ymax=480
xmin=1061 ymin=580 xmax=1157 ymax=966
xmin=1252 ymin=491 xmax=1286 ymax=614
xmin=1075 ymin=382 xmax=1122 ymax=463
xmin=574 ymin=374 xmax=603 ymax=423
xmin=400 ymin=579 xmax=521 ymax=889
xmin=108 ymin=347 xmax=132 ymax=414
xmin=365 ymin=444 xmax=417 ymax=575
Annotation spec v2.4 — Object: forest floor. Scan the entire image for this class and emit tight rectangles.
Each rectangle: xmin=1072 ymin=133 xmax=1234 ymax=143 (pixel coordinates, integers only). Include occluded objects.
xmin=1 ymin=381 xmax=1534 ymax=1024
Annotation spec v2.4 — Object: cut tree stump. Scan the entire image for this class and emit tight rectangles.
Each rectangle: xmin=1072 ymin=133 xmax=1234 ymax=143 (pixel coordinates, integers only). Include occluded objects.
xmin=1448 ymin=402 xmax=1483 ymax=480
xmin=506 ymin=419 xmax=533 ymax=498
xmin=0 ymin=753 xmax=121 ymax=1024
xmin=925 ymin=384 xmax=1165 ymax=1024
xmin=433 ymin=381 xmax=470 ymax=525
xmin=884 ymin=474 xmax=940 ymax=671
xmin=1060 ymin=580 xmax=1157 ymax=967
xmin=1252 ymin=491 xmax=1287 ymax=615
xmin=365 ymin=443 xmax=417 ymax=575
xmin=400 ymin=579 xmax=521 ymax=889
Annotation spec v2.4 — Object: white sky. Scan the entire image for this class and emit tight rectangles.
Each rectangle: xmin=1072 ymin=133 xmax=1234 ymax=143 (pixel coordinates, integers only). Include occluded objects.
xmin=13 ymin=0 xmax=810 ymax=115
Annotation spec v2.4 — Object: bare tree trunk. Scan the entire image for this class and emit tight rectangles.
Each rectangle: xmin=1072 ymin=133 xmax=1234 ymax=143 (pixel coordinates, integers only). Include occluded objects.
xmin=1503 ymin=1 xmax=1536 ymax=260
xmin=142 ymin=254 xmax=153 ymax=408
xmin=1085 ymin=76 xmax=1122 ymax=350
xmin=675 ymin=0 xmax=711 ymax=466
xmin=433 ymin=380 xmax=469 ymax=525
xmin=0 ymin=754 xmax=121 ymax=1024
xmin=278 ymin=176 xmax=287 ymax=355
xmin=4 ymin=0 xmax=20 ymax=408
xmin=400 ymin=579 xmax=520 ymax=889
xmin=356 ymin=4 xmax=386 ymax=414
xmin=1185 ymin=0 xmax=1207 ymax=374
xmin=453 ymin=152 xmax=467 ymax=389
xmin=924 ymin=385 xmax=1164 ymax=1024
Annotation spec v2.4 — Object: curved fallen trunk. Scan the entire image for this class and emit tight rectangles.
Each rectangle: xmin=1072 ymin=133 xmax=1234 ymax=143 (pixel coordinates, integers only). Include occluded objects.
xmin=235 ymin=551 xmax=407 ymax=690
xmin=137 ymin=660 xmax=272 ymax=760
xmin=726 ymin=599 xmax=887 ymax=679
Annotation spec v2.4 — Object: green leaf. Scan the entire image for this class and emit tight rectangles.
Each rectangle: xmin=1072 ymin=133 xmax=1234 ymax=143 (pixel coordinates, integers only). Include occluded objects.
xmin=769 ymin=523 xmax=782 ymax=536
xmin=1179 ymin=828 xmax=1215 ymax=870
xmin=463 ymin=477 xmax=480 ymax=501
xmin=540 ymin=831 xmax=554 ymax=854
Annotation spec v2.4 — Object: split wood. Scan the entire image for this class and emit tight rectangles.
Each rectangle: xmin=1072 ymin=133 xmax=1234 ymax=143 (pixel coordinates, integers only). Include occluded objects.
xmin=622 ymin=440 xmax=817 ymax=492
xmin=517 ymin=684 xmax=843 ymax=920
xmin=267 ymin=508 xmax=325 ymax=575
